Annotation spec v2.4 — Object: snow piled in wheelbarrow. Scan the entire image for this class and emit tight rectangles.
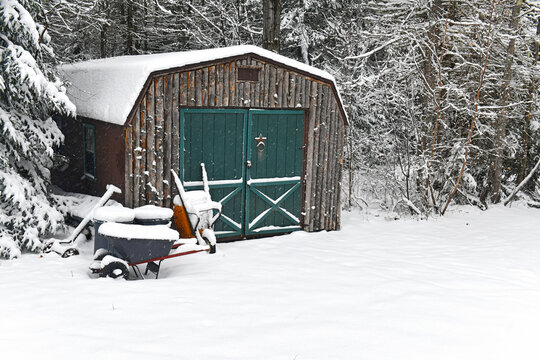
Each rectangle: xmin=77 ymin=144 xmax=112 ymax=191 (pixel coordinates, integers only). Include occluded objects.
xmin=1 ymin=205 xmax=540 ymax=360
xmin=93 ymin=206 xmax=135 ymax=223
xmin=133 ymin=205 xmax=173 ymax=220
xmin=98 ymin=223 xmax=179 ymax=241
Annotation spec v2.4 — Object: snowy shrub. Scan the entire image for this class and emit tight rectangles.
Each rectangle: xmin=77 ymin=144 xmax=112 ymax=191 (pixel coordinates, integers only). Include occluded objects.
xmin=0 ymin=0 xmax=75 ymax=258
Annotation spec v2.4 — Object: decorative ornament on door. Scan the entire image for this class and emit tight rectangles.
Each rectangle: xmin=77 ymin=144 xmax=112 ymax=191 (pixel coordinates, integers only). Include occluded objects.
xmin=255 ymin=133 xmax=267 ymax=152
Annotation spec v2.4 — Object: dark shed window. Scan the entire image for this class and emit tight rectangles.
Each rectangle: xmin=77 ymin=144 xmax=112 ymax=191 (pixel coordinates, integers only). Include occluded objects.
xmin=83 ymin=123 xmax=96 ymax=180
xmin=237 ymin=67 xmax=260 ymax=81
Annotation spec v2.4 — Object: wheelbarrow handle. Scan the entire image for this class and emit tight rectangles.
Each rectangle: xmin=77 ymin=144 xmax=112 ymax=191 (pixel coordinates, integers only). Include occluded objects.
xmin=61 ymin=184 xmax=122 ymax=245
xmin=209 ymin=205 xmax=222 ymax=228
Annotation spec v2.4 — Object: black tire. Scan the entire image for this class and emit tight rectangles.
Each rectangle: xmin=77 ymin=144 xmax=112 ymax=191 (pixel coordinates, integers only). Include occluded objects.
xmin=100 ymin=261 xmax=129 ymax=280
xmin=61 ymin=247 xmax=79 ymax=258
xmin=42 ymin=242 xmax=54 ymax=253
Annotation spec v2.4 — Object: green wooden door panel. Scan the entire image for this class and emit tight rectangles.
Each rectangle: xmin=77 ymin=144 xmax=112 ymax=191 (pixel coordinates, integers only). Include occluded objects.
xmin=245 ymin=110 xmax=305 ymax=236
xmin=182 ymin=109 xmax=245 ymax=182
xmin=180 ymin=109 xmax=304 ymax=238
xmin=181 ymin=109 xmax=246 ymax=238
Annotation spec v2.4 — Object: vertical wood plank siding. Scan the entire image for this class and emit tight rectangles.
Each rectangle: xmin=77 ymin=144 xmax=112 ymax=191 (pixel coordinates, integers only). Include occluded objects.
xmin=145 ymin=83 xmax=155 ymax=202
xmin=155 ymin=77 xmax=164 ymax=204
xmin=163 ymin=75 xmax=173 ymax=207
xmin=310 ymin=83 xmax=323 ymax=231
xmin=133 ymin=104 xmax=141 ymax=208
xmin=138 ymin=97 xmax=147 ymax=205
xmin=171 ymin=74 xmax=180 ymax=203
xmin=125 ymin=122 xmax=133 ymax=207
xmin=124 ymin=56 xmax=345 ymax=232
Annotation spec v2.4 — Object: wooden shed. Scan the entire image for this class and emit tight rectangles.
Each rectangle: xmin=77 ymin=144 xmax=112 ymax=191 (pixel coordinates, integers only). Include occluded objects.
xmin=55 ymin=45 xmax=347 ymax=239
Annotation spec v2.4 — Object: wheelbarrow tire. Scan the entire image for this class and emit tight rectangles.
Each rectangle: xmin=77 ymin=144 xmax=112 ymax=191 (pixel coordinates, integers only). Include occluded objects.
xmin=61 ymin=247 xmax=79 ymax=258
xmin=100 ymin=261 xmax=129 ymax=280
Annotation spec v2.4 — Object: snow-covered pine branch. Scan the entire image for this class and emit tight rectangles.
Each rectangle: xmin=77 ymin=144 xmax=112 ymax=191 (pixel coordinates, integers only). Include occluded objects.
xmin=0 ymin=0 xmax=75 ymax=258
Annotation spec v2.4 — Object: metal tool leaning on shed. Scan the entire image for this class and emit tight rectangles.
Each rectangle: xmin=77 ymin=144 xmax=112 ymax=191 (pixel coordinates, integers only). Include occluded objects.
xmin=46 ymin=163 xmax=222 ymax=280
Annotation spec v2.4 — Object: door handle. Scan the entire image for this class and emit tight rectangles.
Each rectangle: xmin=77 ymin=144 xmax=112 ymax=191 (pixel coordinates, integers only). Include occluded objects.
xmin=245 ymin=160 xmax=252 ymax=168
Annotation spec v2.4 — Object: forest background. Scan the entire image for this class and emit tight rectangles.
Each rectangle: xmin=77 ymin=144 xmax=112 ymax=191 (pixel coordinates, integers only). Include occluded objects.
xmin=41 ymin=0 xmax=539 ymax=214
xmin=1 ymin=0 xmax=539 ymax=257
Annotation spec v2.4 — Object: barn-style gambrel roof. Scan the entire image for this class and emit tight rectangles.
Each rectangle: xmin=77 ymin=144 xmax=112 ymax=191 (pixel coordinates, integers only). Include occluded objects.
xmin=59 ymin=45 xmax=346 ymax=126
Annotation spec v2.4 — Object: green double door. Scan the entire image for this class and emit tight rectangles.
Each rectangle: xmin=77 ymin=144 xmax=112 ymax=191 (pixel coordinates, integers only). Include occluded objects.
xmin=180 ymin=108 xmax=305 ymax=238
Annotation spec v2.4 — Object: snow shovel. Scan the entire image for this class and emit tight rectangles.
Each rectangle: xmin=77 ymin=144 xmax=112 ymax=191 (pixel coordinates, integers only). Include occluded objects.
xmin=43 ymin=184 xmax=122 ymax=257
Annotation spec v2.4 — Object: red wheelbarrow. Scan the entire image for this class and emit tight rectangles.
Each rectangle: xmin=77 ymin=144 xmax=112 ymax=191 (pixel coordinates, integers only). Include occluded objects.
xmin=90 ymin=163 xmax=222 ymax=279
xmin=89 ymin=223 xmax=212 ymax=279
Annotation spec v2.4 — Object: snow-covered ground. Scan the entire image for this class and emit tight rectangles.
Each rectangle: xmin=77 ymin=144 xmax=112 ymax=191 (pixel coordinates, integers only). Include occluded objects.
xmin=1 ymin=205 xmax=539 ymax=360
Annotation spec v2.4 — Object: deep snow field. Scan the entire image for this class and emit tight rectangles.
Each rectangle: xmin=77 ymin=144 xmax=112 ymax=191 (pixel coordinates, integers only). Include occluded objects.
xmin=1 ymin=205 xmax=539 ymax=360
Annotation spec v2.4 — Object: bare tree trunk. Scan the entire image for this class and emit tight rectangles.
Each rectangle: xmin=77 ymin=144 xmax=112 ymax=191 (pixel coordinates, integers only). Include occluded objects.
xmin=441 ymin=0 xmax=497 ymax=215
xmin=126 ymin=0 xmax=134 ymax=54
xmin=348 ymin=127 xmax=353 ymax=210
xmin=426 ymin=9 xmax=449 ymax=213
xmin=99 ymin=0 xmax=111 ymax=58
xmin=518 ymin=15 xmax=539 ymax=183
xmin=262 ymin=0 xmax=281 ymax=53
xmin=419 ymin=0 xmax=442 ymax=210
xmin=423 ymin=0 xmax=442 ymax=104
xmin=143 ymin=0 xmax=148 ymax=52
xmin=489 ymin=0 xmax=522 ymax=203
xmin=100 ymin=25 xmax=107 ymax=58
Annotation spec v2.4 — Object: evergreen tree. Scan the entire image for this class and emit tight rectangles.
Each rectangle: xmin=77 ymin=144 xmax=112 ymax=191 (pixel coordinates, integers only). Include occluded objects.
xmin=0 ymin=0 xmax=75 ymax=258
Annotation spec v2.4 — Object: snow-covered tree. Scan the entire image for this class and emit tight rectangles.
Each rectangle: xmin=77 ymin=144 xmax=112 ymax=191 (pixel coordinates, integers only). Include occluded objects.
xmin=0 ymin=0 xmax=75 ymax=258
xmin=297 ymin=0 xmax=539 ymax=214
xmin=41 ymin=0 xmax=263 ymax=61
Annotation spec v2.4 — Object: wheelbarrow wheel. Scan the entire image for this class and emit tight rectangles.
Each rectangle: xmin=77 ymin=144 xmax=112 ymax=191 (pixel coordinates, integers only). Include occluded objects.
xmin=61 ymin=247 xmax=79 ymax=258
xmin=100 ymin=261 xmax=129 ymax=280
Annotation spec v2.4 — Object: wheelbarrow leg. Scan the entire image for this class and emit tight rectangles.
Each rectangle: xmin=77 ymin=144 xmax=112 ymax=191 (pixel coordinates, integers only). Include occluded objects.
xmin=132 ymin=265 xmax=144 ymax=279
xmin=145 ymin=260 xmax=164 ymax=279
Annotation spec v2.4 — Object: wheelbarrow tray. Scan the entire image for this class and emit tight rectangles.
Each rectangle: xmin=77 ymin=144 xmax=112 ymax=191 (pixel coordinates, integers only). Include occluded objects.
xmin=95 ymin=221 xmax=212 ymax=279
xmin=100 ymin=234 xmax=176 ymax=265
xmin=98 ymin=223 xmax=178 ymax=265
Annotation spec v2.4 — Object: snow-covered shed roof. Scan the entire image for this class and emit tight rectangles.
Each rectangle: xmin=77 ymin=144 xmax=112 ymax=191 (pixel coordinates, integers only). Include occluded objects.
xmin=59 ymin=45 xmax=345 ymax=126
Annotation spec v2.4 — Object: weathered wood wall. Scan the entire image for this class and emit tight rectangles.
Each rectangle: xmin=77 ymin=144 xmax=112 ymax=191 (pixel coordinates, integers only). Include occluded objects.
xmin=124 ymin=54 xmax=345 ymax=232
